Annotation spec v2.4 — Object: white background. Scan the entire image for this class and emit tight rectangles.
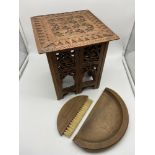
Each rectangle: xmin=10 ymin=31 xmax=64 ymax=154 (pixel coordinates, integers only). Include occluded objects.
xmin=1 ymin=1 xmax=155 ymax=155
xmin=19 ymin=42 xmax=135 ymax=155
xmin=19 ymin=0 xmax=135 ymax=52
xmin=19 ymin=0 xmax=135 ymax=155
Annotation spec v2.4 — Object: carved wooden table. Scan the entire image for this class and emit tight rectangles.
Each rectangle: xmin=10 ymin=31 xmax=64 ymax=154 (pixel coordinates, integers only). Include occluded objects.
xmin=31 ymin=10 xmax=119 ymax=99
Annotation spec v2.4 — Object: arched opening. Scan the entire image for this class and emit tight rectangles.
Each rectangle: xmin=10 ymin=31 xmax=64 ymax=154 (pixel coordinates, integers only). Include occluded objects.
xmin=62 ymin=75 xmax=75 ymax=88
xmin=82 ymin=71 xmax=94 ymax=82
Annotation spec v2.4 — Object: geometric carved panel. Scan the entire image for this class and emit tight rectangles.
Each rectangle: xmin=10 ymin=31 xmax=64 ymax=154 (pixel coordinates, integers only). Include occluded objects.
xmin=31 ymin=10 xmax=119 ymax=53
xmin=31 ymin=10 xmax=119 ymax=99
xmin=46 ymin=42 xmax=108 ymax=99
xmin=55 ymin=50 xmax=76 ymax=80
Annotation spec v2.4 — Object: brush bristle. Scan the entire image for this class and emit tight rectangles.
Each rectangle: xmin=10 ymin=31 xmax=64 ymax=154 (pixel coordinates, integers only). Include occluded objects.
xmin=64 ymin=99 xmax=92 ymax=137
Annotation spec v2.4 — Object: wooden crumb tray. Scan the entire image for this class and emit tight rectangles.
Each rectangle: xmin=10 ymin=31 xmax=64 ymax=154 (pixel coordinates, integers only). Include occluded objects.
xmin=73 ymin=88 xmax=129 ymax=150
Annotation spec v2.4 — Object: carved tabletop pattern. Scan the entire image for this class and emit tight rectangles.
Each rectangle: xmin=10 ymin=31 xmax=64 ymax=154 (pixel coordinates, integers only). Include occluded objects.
xmin=31 ymin=10 xmax=119 ymax=53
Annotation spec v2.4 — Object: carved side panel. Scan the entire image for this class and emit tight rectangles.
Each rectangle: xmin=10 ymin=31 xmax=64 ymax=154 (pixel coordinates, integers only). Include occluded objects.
xmin=54 ymin=49 xmax=77 ymax=97
xmin=83 ymin=44 xmax=101 ymax=62
xmin=46 ymin=42 xmax=109 ymax=99
xmin=55 ymin=50 xmax=76 ymax=80
xmin=81 ymin=44 xmax=102 ymax=88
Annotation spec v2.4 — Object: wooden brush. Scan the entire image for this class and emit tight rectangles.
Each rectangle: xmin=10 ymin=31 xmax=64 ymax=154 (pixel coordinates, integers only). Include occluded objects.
xmin=57 ymin=88 xmax=129 ymax=151
xmin=57 ymin=96 xmax=92 ymax=137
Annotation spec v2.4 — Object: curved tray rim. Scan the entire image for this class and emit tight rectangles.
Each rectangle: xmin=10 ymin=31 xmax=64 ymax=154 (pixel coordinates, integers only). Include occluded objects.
xmin=73 ymin=88 xmax=129 ymax=150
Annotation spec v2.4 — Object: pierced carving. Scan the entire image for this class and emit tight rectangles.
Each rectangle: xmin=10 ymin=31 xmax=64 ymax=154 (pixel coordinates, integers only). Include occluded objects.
xmin=32 ymin=11 xmax=116 ymax=99
xmin=83 ymin=44 xmax=101 ymax=62
xmin=82 ymin=64 xmax=99 ymax=82
xmin=81 ymin=44 xmax=102 ymax=83
xmin=54 ymin=50 xmax=76 ymax=92
xmin=46 ymin=42 xmax=109 ymax=99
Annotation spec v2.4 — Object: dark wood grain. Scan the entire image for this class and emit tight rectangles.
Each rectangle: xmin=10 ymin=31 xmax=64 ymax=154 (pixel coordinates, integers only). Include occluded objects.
xmin=46 ymin=43 xmax=110 ymax=99
xmin=31 ymin=10 xmax=120 ymax=99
